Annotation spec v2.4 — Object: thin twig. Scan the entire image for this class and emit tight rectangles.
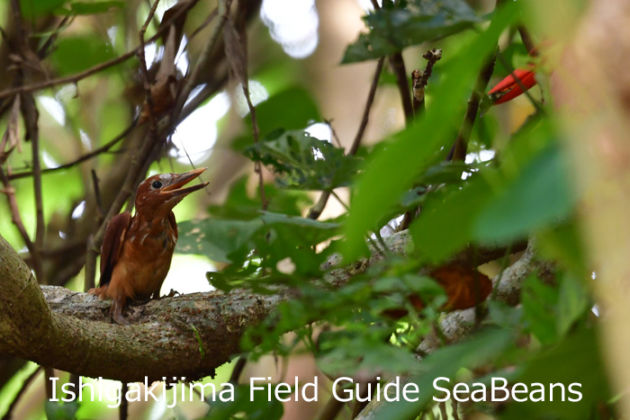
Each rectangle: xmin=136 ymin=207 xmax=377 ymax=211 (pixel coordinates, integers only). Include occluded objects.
xmin=449 ymin=53 xmax=497 ymax=161
xmin=21 ymin=94 xmax=45 ymax=279
xmin=189 ymin=8 xmax=219 ymax=41
xmin=517 ymin=25 xmax=538 ymax=57
xmin=307 ymin=191 xmax=331 ymax=220
xmin=451 ymin=399 xmax=460 ymax=420
xmin=0 ymin=171 xmax=35 ymax=255
xmin=369 ymin=0 xmax=413 ymax=124
xmin=119 ymin=383 xmax=128 ymax=420
xmin=389 ymin=52 xmax=414 ymax=125
xmin=8 ymin=118 xmax=138 ymax=180
xmin=1 ymin=366 xmax=42 ymax=420
xmin=91 ymin=169 xmax=104 ymax=221
xmin=325 ymin=120 xmax=343 ymax=148
xmin=330 ymin=190 xmax=349 ymax=211
xmin=224 ymin=0 xmax=267 ymax=209
xmin=438 ymin=401 xmax=448 ymax=420
xmin=36 ymin=16 xmax=72 ymax=59
xmin=308 ymin=57 xmax=384 ymax=219
xmin=412 ymin=49 xmax=443 ymax=116
xmin=318 ymin=396 xmax=344 ymax=420
xmin=0 ymin=0 xmax=200 ymax=101
xmin=228 ymin=356 xmax=247 ymax=384
xmin=349 ymin=57 xmax=384 ymax=155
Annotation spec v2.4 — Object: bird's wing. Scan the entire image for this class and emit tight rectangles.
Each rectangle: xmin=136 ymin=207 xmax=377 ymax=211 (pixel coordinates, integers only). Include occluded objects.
xmin=168 ymin=211 xmax=178 ymax=240
xmin=99 ymin=212 xmax=132 ymax=287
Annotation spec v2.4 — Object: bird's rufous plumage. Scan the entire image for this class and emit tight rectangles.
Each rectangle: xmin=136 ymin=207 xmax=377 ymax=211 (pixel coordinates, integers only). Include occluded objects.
xmin=89 ymin=168 xmax=207 ymax=323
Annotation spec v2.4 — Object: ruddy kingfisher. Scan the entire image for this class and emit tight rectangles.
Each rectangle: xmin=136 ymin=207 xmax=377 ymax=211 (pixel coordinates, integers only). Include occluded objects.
xmin=89 ymin=168 xmax=207 ymax=323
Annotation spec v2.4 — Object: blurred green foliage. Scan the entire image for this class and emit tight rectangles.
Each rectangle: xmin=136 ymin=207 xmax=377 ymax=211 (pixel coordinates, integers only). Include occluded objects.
xmin=0 ymin=0 xmax=611 ymax=419
xmin=342 ymin=0 xmax=482 ymax=63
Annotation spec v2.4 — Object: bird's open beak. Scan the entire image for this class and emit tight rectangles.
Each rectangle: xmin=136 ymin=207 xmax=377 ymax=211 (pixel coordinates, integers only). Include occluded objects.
xmin=161 ymin=168 xmax=208 ymax=198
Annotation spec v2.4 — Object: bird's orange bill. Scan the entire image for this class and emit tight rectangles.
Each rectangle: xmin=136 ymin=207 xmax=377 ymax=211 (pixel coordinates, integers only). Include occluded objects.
xmin=488 ymin=69 xmax=537 ymax=104
xmin=160 ymin=168 xmax=208 ymax=197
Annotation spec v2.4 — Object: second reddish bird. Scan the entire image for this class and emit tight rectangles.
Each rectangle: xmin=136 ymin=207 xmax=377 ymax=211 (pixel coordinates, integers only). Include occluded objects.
xmin=89 ymin=168 xmax=208 ymax=323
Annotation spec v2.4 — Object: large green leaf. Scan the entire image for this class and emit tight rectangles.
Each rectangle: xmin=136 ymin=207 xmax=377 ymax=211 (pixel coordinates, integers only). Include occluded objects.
xmin=245 ymin=129 xmax=359 ymax=190
xmin=20 ymin=0 xmax=67 ymax=17
xmin=253 ymin=88 xmax=321 ymax=138
xmin=343 ymin=3 xmax=518 ymax=260
xmin=521 ymin=275 xmax=560 ymax=345
xmin=474 ymin=143 xmax=576 ymax=244
xmin=50 ymin=35 xmax=116 ymax=76
xmin=177 ymin=212 xmax=339 ymax=264
xmin=342 ymin=0 xmax=482 ymax=63
xmin=502 ymin=327 xmax=610 ymax=420
xmin=177 ymin=218 xmax=262 ymax=263
xmin=208 ymin=177 xmax=310 ymax=219
xmin=556 ymin=273 xmax=589 ymax=337
xmin=202 ymin=385 xmax=283 ymax=420
xmin=410 ymin=174 xmax=493 ymax=263
xmin=373 ymin=327 xmax=514 ymax=419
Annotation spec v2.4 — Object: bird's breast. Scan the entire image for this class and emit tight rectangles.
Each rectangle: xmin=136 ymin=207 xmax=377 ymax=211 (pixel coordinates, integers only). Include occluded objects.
xmin=115 ymin=218 xmax=178 ymax=298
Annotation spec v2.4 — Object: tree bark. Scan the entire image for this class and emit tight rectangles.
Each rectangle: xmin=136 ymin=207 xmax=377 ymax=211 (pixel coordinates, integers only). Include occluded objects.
xmin=0 ymin=233 xmax=281 ymax=382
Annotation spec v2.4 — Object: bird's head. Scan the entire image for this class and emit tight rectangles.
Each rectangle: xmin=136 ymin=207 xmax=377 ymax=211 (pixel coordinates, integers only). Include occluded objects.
xmin=135 ymin=168 xmax=208 ymax=219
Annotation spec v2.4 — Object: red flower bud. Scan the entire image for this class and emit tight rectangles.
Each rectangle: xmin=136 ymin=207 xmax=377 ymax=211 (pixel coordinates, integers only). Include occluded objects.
xmin=488 ymin=69 xmax=537 ymax=104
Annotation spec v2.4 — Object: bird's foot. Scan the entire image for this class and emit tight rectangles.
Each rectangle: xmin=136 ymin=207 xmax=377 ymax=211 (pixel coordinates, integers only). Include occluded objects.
xmin=112 ymin=310 xmax=130 ymax=325
xmin=88 ymin=286 xmax=106 ymax=298
xmin=110 ymin=299 xmax=130 ymax=324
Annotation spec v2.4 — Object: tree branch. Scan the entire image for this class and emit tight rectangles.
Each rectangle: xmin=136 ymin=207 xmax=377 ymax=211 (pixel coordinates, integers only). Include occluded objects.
xmin=0 ymin=229 xmax=525 ymax=382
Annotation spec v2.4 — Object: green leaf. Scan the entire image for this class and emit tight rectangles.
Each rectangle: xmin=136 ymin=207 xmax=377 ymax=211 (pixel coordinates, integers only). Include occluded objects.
xmin=342 ymin=0 xmax=482 ymax=63
xmin=318 ymin=335 xmax=420 ymax=376
xmin=49 ymin=35 xmax=116 ymax=76
xmin=208 ymin=177 xmax=311 ymax=219
xmin=342 ymin=3 xmax=518 ymax=260
xmin=20 ymin=0 xmax=67 ymax=17
xmin=373 ymin=327 xmax=514 ymax=419
xmin=202 ymin=385 xmax=283 ymax=420
xmin=502 ymin=327 xmax=610 ymax=420
xmin=177 ymin=212 xmax=339 ymax=264
xmin=536 ymin=220 xmax=587 ymax=275
xmin=556 ymin=273 xmax=589 ymax=336
xmin=253 ymin=88 xmax=321 ymax=138
xmin=178 ymin=218 xmax=262 ymax=263
xmin=410 ymin=174 xmax=493 ymax=263
xmin=521 ymin=275 xmax=559 ymax=344
xmin=487 ymin=300 xmax=523 ymax=330
xmin=45 ymin=400 xmax=79 ymax=420
xmin=474 ymin=143 xmax=576 ymax=244
xmin=245 ymin=129 xmax=359 ymax=190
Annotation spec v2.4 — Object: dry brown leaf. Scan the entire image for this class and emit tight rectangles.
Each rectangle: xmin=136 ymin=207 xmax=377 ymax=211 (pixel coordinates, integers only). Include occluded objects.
xmin=383 ymin=263 xmax=492 ymax=319
xmin=430 ymin=262 xmax=492 ymax=310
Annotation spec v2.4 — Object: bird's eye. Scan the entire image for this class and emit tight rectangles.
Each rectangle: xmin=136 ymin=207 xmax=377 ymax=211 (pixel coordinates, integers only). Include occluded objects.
xmin=151 ymin=180 xmax=163 ymax=189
